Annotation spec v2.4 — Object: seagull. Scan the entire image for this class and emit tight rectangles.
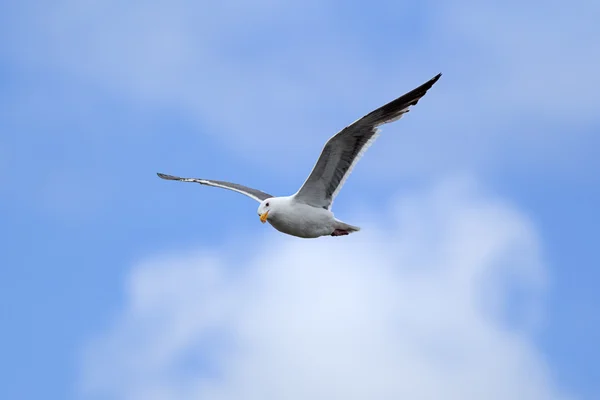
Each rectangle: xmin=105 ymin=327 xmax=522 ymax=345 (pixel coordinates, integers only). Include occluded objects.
xmin=158 ymin=73 xmax=441 ymax=238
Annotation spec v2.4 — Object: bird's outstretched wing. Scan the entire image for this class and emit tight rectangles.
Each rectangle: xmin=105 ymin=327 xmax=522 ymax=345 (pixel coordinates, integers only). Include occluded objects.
xmin=293 ymin=73 xmax=441 ymax=210
xmin=157 ymin=173 xmax=273 ymax=203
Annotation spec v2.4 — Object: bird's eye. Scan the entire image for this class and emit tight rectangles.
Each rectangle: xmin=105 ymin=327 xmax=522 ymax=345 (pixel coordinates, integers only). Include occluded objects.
xmin=266 ymin=202 xmax=270 ymax=207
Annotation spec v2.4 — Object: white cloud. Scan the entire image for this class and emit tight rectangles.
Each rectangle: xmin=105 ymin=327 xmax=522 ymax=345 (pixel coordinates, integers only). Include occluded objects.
xmin=80 ymin=176 xmax=571 ymax=400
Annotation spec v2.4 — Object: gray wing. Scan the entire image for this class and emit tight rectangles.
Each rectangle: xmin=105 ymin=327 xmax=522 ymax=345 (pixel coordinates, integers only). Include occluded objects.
xmin=293 ymin=73 xmax=442 ymax=210
xmin=157 ymin=173 xmax=273 ymax=203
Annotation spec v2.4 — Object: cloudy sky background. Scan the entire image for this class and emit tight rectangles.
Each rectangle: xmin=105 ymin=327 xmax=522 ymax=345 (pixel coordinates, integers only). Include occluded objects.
xmin=1 ymin=0 xmax=599 ymax=399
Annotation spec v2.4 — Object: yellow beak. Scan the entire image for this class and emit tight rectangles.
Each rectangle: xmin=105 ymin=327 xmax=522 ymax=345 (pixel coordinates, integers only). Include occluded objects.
xmin=260 ymin=211 xmax=269 ymax=223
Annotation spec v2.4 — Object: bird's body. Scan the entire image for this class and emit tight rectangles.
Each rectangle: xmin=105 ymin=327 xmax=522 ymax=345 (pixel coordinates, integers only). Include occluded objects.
xmin=255 ymin=197 xmax=359 ymax=238
xmin=158 ymin=73 xmax=441 ymax=238
xmin=263 ymin=197 xmax=334 ymax=238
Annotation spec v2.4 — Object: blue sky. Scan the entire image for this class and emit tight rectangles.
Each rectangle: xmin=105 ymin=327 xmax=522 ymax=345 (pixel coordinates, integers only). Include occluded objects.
xmin=1 ymin=0 xmax=599 ymax=399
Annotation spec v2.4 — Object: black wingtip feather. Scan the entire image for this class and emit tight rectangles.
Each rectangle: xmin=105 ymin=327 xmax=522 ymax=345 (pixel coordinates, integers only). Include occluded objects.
xmin=367 ymin=72 xmax=442 ymax=124
xmin=157 ymin=172 xmax=179 ymax=180
xmin=407 ymin=73 xmax=442 ymax=106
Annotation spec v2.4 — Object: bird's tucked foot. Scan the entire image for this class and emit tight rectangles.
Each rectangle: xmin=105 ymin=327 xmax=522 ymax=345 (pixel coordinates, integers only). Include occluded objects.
xmin=331 ymin=229 xmax=349 ymax=237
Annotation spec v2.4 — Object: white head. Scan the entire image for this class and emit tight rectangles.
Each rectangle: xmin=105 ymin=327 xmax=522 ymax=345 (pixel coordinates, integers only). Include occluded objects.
xmin=257 ymin=197 xmax=276 ymax=224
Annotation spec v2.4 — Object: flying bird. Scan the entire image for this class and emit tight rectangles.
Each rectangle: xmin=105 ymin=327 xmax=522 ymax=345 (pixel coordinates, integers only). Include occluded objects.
xmin=158 ymin=73 xmax=441 ymax=238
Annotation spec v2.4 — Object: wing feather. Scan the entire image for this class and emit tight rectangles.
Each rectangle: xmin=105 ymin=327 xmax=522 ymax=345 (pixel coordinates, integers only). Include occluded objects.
xmin=157 ymin=173 xmax=273 ymax=203
xmin=293 ymin=73 xmax=441 ymax=209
